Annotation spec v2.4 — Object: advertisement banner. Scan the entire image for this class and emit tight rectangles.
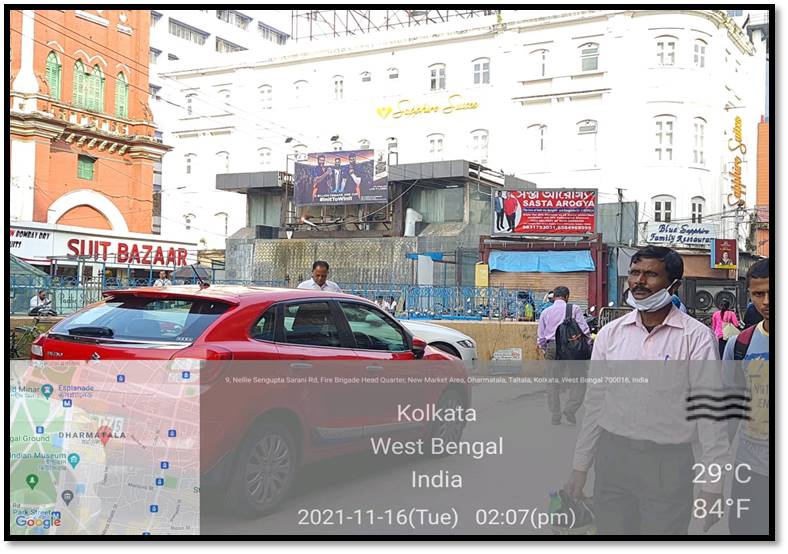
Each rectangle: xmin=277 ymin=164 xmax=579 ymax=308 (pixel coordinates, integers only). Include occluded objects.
xmin=711 ymin=238 xmax=738 ymax=269
xmin=293 ymin=149 xmax=388 ymax=206
xmin=646 ymin=222 xmax=716 ymax=248
xmin=492 ymin=189 xmax=597 ymax=236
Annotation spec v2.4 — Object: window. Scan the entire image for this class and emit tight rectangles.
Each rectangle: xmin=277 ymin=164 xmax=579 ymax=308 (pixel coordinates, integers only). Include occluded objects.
xmin=727 ymin=9 xmax=743 ymax=17
xmin=258 ymin=22 xmax=288 ymax=45
xmin=185 ymin=153 xmax=196 ymax=175
xmin=694 ymin=39 xmax=707 ymax=68
xmin=251 ymin=307 xmax=277 ymax=342
xmin=470 ymin=129 xmax=489 ymax=164
xmin=691 ymin=197 xmax=705 ymax=223
xmin=149 ymin=84 xmax=161 ymax=99
xmin=258 ymin=147 xmax=271 ymax=167
xmin=360 ymin=71 xmax=371 ymax=83
xmin=72 ymin=61 xmax=88 ymax=109
xmin=339 ymin=302 xmax=408 ymax=352
xmin=429 ymin=63 xmax=446 ymax=91
xmin=168 ymin=53 xmax=179 ymax=61
xmin=654 ymin=115 xmax=675 ymax=162
xmin=86 ymin=65 xmax=104 ymax=112
xmin=333 ymin=75 xmax=344 ymax=100
xmin=184 ymin=213 xmax=195 ymax=231
xmin=358 ymin=139 xmax=370 ymax=150
xmin=653 ymin=195 xmax=674 ymax=223
xmin=215 ymin=151 xmax=229 ymax=173
xmin=580 ymin=42 xmax=599 ymax=71
xmin=576 ymin=119 xmax=598 ymax=167
xmin=693 ymin=117 xmax=706 ymax=165
xmin=281 ymin=302 xmax=343 ymax=348
xmin=185 ymin=93 xmax=196 ymax=115
xmin=293 ymin=80 xmax=308 ymax=102
xmin=151 ymin=11 xmax=161 ymax=27
xmin=332 ymin=141 xmax=343 ymax=151
xmin=527 ymin=124 xmax=547 ymax=152
xmin=293 ymin=144 xmax=307 ymax=158
xmin=216 ymin=37 xmax=246 ymax=53
xmin=114 ymin=72 xmax=128 ymax=118
xmin=259 ymin=85 xmax=272 ymax=110
xmin=473 ymin=57 xmax=490 ymax=85
xmin=530 ymin=49 xmax=549 ymax=77
xmin=149 ymin=48 xmax=161 ymax=64
xmin=387 ymin=137 xmax=398 ymax=152
xmin=169 ymin=19 xmax=208 ymax=45
xmin=388 ymin=67 xmax=399 ymax=79
xmin=218 ymin=88 xmax=231 ymax=103
xmin=45 ymin=51 xmax=61 ymax=100
xmin=656 ymin=36 xmax=677 ymax=66
xmin=77 ymin=155 xmax=95 ymax=180
xmin=427 ymin=133 xmax=444 ymax=159
xmin=216 ymin=10 xmax=250 ymax=30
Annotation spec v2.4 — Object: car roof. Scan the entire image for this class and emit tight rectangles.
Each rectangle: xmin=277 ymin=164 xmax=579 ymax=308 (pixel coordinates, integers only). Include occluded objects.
xmin=103 ymin=285 xmax=372 ymax=306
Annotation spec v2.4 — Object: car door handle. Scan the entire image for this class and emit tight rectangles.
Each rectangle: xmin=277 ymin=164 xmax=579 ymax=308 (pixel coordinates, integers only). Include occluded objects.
xmin=366 ymin=365 xmax=384 ymax=372
xmin=290 ymin=362 xmax=313 ymax=370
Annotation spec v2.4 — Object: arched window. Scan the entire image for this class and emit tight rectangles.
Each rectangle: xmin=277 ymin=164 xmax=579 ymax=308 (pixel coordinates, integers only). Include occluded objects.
xmin=259 ymin=84 xmax=272 ymax=110
xmin=527 ymin=124 xmax=547 ymax=152
xmin=258 ymin=147 xmax=272 ymax=167
xmin=72 ymin=60 xmax=88 ymax=108
xmin=429 ymin=63 xmax=446 ymax=91
xmin=576 ymin=119 xmax=598 ymax=167
xmin=293 ymin=80 xmax=308 ymax=102
xmin=115 ymin=72 xmax=128 ymax=117
xmin=656 ymin=36 xmax=678 ymax=67
xmin=388 ymin=67 xmax=399 ymax=80
xmin=360 ymin=71 xmax=371 ymax=83
xmin=472 ymin=57 xmax=490 ymax=85
xmin=470 ymin=129 xmax=489 ymax=164
xmin=332 ymin=141 xmax=343 ymax=151
xmin=87 ymin=65 xmax=105 ymax=112
xmin=185 ymin=153 xmax=196 ymax=175
xmin=579 ymin=43 xmax=599 ymax=71
xmin=691 ymin=196 xmax=705 ymax=223
xmin=219 ymin=88 xmax=231 ymax=103
xmin=529 ymin=49 xmax=549 ymax=78
xmin=358 ymin=139 xmax=370 ymax=150
xmin=694 ymin=39 xmax=707 ymax=68
xmin=654 ymin=115 xmax=676 ymax=162
xmin=693 ymin=117 xmax=706 ymax=165
xmin=652 ymin=195 xmax=675 ymax=223
xmin=333 ymin=75 xmax=344 ymax=100
xmin=216 ymin=151 xmax=230 ymax=173
xmin=185 ymin=93 xmax=196 ymax=116
xmin=46 ymin=51 xmax=61 ymax=100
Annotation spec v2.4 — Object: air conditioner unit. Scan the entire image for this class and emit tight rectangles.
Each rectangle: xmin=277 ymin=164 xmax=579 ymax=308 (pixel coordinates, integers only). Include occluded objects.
xmin=684 ymin=278 xmax=738 ymax=314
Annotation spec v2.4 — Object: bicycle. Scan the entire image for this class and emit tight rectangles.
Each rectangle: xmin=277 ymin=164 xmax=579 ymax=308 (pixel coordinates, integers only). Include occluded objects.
xmin=9 ymin=308 xmax=55 ymax=359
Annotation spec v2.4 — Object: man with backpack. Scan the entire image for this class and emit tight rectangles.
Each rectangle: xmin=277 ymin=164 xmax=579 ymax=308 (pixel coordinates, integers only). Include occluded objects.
xmin=722 ymin=258 xmax=769 ymax=535
xmin=537 ymin=286 xmax=592 ymax=425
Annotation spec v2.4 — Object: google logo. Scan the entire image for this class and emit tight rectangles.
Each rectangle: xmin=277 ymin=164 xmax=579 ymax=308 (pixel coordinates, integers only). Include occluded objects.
xmin=16 ymin=516 xmax=61 ymax=528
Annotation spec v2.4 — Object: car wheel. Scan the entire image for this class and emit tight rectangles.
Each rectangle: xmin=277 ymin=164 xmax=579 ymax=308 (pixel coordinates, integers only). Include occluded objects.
xmin=226 ymin=423 xmax=297 ymax=517
xmin=429 ymin=342 xmax=461 ymax=359
xmin=427 ymin=389 xmax=465 ymax=454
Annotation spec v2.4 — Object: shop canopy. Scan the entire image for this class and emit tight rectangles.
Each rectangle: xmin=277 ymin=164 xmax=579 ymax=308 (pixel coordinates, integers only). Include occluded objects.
xmin=489 ymin=250 xmax=595 ymax=273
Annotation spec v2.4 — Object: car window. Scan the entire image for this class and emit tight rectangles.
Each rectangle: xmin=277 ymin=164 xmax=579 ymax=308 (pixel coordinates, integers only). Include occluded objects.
xmin=339 ymin=302 xmax=408 ymax=352
xmin=251 ymin=307 xmax=276 ymax=342
xmin=281 ymin=302 xmax=342 ymax=348
xmin=51 ymin=297 xmax=230 ymax=343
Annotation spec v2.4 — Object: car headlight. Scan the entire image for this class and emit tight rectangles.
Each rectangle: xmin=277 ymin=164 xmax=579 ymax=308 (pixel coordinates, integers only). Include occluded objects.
xmin=457 ymin=339 xmax=475 ymax=348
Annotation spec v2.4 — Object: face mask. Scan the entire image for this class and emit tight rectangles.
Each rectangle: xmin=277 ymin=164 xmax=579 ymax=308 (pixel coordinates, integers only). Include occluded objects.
xmin=625 ymin=280 xmax=679 ymax=312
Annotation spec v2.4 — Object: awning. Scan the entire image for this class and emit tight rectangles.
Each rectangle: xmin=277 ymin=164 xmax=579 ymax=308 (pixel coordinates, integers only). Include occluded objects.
xmin=489 ymin=250 xmax=595 ymax=273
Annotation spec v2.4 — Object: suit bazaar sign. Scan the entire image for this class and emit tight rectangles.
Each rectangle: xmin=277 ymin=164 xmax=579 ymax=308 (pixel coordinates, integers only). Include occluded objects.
xmin=376 ymin=94 xmax=479 ymax=119
xmin=727 ymin=116 xmax=747 ymax=208
xmin=10 ymin=225 xmax=196 ymax=267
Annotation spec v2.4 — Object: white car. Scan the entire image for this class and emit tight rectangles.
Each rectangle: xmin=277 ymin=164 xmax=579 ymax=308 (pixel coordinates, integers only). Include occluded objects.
xmin=399 ymin=319 xmax=478 ymax=364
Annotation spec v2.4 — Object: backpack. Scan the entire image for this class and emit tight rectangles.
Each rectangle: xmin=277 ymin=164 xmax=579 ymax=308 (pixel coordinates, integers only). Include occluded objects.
xmin=733 ymin=325 xmax=758 ymax=361
xmin=555 ymin=303 xmax=592 ymax=360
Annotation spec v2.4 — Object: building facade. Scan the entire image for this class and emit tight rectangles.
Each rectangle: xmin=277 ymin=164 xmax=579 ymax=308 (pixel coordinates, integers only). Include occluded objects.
xmin=9 ymin=9 xmax=196 ymax=280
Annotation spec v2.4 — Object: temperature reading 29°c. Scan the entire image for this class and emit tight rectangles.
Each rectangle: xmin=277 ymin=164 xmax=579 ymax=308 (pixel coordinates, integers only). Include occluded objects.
xmin=692 ymin=463 xmax=752 ymax=484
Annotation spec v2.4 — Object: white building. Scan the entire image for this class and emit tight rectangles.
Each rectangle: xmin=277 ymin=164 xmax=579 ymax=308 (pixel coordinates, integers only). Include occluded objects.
xmin=157 ymin=9 xmax=766 ymax=249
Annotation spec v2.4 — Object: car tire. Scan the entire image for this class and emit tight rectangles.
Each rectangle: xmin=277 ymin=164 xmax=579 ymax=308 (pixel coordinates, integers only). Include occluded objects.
xmin=426 ymin=389 xmax=465 ymax=455
xmin=225 ymin=423 xmax=298 ymax=517
xmin=429 ymin=342 xmax=461 ymax=359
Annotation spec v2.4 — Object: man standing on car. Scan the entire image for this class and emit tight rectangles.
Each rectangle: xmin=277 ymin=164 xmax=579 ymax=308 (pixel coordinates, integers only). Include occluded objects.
xmin=537 ymin=286 xmax=591 ymax=425
xmin=297 ymin=261 xmax=342 ymax=292
xmin=565 ymin=246 xmax=728 ymax=535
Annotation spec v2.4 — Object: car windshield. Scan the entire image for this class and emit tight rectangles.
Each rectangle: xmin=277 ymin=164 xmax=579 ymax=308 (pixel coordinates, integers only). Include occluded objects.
xmin=50 ymin=296 xmax=230 ymax=343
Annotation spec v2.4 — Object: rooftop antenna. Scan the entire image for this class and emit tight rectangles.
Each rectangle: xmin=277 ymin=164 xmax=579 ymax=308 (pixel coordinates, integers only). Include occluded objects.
xmin=190 ymin=264 xmax=207 ymax=288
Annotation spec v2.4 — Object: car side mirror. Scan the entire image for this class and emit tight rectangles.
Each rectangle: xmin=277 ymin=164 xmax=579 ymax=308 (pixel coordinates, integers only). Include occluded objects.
xmin=411 ymin=336 xmax=427 ymax=359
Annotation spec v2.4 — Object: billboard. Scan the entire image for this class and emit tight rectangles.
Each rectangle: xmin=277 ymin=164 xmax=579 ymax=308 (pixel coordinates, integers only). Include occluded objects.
xmin=711 ymin=238 xmax=738 ymax=269
xmin=646 ymin=222 xmax=716 ymax=248
xmin=293 ymin=149 xmax=389 ymax=206
xmin=491 ymin=189 xmax=597 ymax=236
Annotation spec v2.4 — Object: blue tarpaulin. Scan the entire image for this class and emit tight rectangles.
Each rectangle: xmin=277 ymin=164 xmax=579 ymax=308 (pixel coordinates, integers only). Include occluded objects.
xmin=406 ymin=252 xmax=444 ymax=261
xmin=489 ymin=250 xmax=595 ymax=273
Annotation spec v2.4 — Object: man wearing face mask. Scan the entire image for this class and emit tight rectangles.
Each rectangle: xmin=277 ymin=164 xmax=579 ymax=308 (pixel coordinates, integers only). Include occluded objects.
xmin=564 ymin=246 xmax=727 ymax=535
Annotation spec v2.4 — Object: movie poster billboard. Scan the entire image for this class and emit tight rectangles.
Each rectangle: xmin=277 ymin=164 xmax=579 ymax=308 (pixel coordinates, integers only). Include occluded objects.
xmin=293 ymin=149 xmax=389 ymax=206
xmin=491 ymin=189 xmax=597 ymax=236
xmin=711 ymin=238 xmax=738 ymax=269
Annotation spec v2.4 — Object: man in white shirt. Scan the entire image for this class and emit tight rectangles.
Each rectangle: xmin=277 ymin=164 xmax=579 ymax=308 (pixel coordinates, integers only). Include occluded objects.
xmin=29 ymin=289 xmax=56 ymax=315
xmin=153 ymin=270 xmax=172 ymax=286
xmin=297 ymin=261 xmax=342 ymax=292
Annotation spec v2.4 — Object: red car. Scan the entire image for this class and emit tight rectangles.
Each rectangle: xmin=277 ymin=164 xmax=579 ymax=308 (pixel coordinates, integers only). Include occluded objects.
xmin=32 ymin=286 xmax=470 ymax=515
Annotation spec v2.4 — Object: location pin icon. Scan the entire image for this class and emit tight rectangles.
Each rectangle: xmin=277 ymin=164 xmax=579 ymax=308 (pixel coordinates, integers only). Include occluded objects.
xmin=68 ymin=453 xmax=80 ymax=469
xmin=62 ymin=490 xmax=74 ymax=506
xmin=41 ymin=384 xmax=53 ymax=400
xmin=97 ymin=425 xmax=112 ymax=447
xmin=26 ymin=474 xmax=39 ymax=490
